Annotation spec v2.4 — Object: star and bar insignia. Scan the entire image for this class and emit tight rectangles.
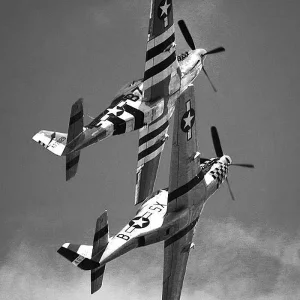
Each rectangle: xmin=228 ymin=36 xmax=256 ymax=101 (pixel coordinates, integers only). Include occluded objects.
xmin=158 ymin=0 xmax=172 ymax=27
xmin=129 ymin=216 xmax=150 ymax=229
xmin=107 ymin=106 xmax=124 ymax=117
xmin=180 ymin=100 xmax=195 ymax=140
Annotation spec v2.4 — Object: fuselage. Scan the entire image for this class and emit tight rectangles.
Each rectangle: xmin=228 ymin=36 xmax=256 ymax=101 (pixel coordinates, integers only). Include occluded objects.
xmin=67 ymin=49 xmax=206 ymax=153
xmin=96 ymin=155 xmax=230 ymax=268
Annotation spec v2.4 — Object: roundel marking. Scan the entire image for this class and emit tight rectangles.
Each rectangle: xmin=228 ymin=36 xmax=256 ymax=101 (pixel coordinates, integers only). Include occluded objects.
xmin=107 ymin=106 xmax=124 ymax=117
xmin=129 ymin=217 xmax=150 ymax=229
xmin=181 ymin=108 xmax=195 ymax=133
xmin=158 ymin=0 xmax=172 ymax=20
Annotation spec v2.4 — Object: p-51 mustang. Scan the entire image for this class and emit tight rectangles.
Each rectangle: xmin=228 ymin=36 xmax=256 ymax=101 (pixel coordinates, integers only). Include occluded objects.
xmin=32 ymin=0 xmax=225 ymax=204
xmin=57 ymin=86 xmax=253 ymax=298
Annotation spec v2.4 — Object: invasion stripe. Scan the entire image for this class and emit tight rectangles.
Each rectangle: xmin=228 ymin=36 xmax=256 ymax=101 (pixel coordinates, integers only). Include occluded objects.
xmin=139 ymin=120 xmax=169 ymax=146
xmin=69 ymin=110 xmax=83 ymax=125
xmin=138 ymin=139 xmax=165 ymax=161
xmin=137 ymin=236 xmax=146 ymax=247
xmin=140 ymin=143 xmax=164 ymax=166
xmin=78 ymin=258 xmax=100 ymax=270
xmin=164 ymin=217 xmax=199 ymax=248
xmin=91 ymin=266 xmax=105 ymax=281
xmin=145 ymin=47 xmax=176 ymax=71
xmin=93 ymin=225 xmax=108 ymax=243
xmin=168 ymin=171 xmax=204 ymax=203
xmin=66 ymin=155 xmax=79 ymax=171
xmin=143 ymin=60 xmax=178 ymax=90
xmin=123 ymin=104 xmax=145 ymax=130
xmin=144 ymin=52 xmax=176 ymax=81
xmin=146 ymin=33 xmax=175 ymax=61
xmin=144 ymin=144 xmax=164 ymax=164
xmin=139 ymin=115 xmax=168 ymax=138
xmin=147 ymin=25 xmax=174 ymax=50
xmin=108 ymin=115 xmax=126 ymax=135
xmin=57 ymin=246 xmax=79 ymax=262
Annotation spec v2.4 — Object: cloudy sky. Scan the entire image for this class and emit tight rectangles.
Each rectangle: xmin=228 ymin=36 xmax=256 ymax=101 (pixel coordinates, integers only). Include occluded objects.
xmin=1 ymin=0 xmax=300 ymax=299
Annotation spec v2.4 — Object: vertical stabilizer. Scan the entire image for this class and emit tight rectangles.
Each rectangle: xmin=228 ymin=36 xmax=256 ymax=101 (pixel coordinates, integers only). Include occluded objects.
xmin=65 ymin=98 xmax=84 ymax=180
xmin=66 ymin=151 xmax=80 ymax=181
xmin=91 ymin=211 xmax=109 ymax=294
xmin=67 ymin=98 xmax=84 ymax=145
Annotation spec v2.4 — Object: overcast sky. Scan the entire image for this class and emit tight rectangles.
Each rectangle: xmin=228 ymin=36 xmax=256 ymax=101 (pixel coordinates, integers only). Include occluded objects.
xmin=1 ymin=0 xmax=300 ymax=299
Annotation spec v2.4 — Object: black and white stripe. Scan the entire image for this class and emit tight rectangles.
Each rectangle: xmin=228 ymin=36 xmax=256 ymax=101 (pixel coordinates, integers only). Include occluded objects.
xmin=144 ymin=24 xmax=179 ymax=93
xmin=137 ymin=116 xmax=169 ymax=167
xmin=164 ymin=217 xmax=199 ymax=247
xmin=57 ymin=243 xmax=98 ymax=270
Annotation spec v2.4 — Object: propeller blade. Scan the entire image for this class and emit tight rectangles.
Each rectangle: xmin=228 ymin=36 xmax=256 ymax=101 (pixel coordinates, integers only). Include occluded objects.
xmin=211 ymin=126 xmax=223 ymax=158
xmin=232 ymin=163 xmax=255 ymax=168
xmin=226 ymin=178 xmax=235 ymax=201
xmin=178 ymin=20 xmax=196 ymax=50
xmin=202 ymin=67 xmax=217 ymax=92
xmin=203 ymin=46 xmax=225 ymax=56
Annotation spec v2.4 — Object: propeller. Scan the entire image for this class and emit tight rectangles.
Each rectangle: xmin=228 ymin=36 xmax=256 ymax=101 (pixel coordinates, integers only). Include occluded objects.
xmin=203 ymin=47 xmax=225 ymax=56
xmin=226 ymin=178 xmax=235 ymax=201
xmin=178 ymin=20 xmax=196 ymax=50
xmin=178 ymin=20 xmax=225 ymax=92
xmin=210 ymin=126 xmax=254 ymax=200
xmin=202 ymin=67 xmax=217 ymax=92
xmin=211 ymin=126 xmax=223 ymax=157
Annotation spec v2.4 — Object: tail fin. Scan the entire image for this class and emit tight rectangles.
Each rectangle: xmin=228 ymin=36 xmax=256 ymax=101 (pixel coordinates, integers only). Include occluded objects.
xmin=67 ymin=98 xmax=84 ymax=145
xmin=32 ymin=131 xmax=67 ymax=156
xmin=65 ymin=98 xmax=84 ymax=180
xmin=66 ymin=151 xmax=80 ymax=181
xmin=57 ymin=211 xmax=109 ymax=294
xmin=91 ymin=211 xmax=109 ymax=294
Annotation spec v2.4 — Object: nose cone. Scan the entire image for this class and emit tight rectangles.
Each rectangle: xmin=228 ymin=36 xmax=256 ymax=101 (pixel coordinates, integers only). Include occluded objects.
xmin=196 ymin=48 xmax=207 ymax=56
xmin=223 ymin=155 xmax=232 ymax=165
xmin=195 ymin=48 xmax=207 ymax=62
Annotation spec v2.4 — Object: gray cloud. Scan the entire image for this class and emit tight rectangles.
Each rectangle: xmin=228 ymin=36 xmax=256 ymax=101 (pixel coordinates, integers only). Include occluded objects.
xmin=1 ymin=218 xmax=299 ymax=300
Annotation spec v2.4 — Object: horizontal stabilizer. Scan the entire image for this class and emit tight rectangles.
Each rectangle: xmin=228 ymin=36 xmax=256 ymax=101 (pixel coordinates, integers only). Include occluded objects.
xmin=32 ymin=130 xmax=67 ymax=156
xmin=57 ymin=243 xmax=99 ymax=270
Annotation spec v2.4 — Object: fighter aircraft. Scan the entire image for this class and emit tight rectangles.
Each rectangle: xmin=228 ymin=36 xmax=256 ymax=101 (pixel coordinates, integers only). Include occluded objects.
xmin=57 ymin=86 xmax=253 ymax=297
xmin=32 ymin=0 xmax=225 ymax=205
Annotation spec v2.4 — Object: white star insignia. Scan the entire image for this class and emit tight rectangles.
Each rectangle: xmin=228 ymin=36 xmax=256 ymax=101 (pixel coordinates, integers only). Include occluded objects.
xmin=132 ymin=218 xmax=148 ymax=228
xmin=107 ymin=106 xmax=123 ymax=116
xmin=160 ymin=0 xmax=170 ymax=17
xmin=183 ymin=111 xmax=194 ymax=129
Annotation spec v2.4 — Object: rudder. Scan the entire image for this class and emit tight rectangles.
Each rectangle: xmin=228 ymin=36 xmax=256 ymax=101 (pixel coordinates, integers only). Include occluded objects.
xmin=66 ymin=151 xmax=80 ymax=181
xmin=65 ymin=98 xmax=84 ymax=180
xmin=67 ymin=98 xmax=84 ymax=145
xmin=91 ymin=211 xmax=109 ymax=294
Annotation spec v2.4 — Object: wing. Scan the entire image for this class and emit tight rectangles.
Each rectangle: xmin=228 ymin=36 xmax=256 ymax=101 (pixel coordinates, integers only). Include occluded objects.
xmin=167 ymin=85 xmax=204 ymax=213
xmin=143 ymin=0 xmax=181 ymax=102
xmin=163 ymin=224 xmax=196 ymax=300
xmin=135 ymin=114 xmax=169 ymax=205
